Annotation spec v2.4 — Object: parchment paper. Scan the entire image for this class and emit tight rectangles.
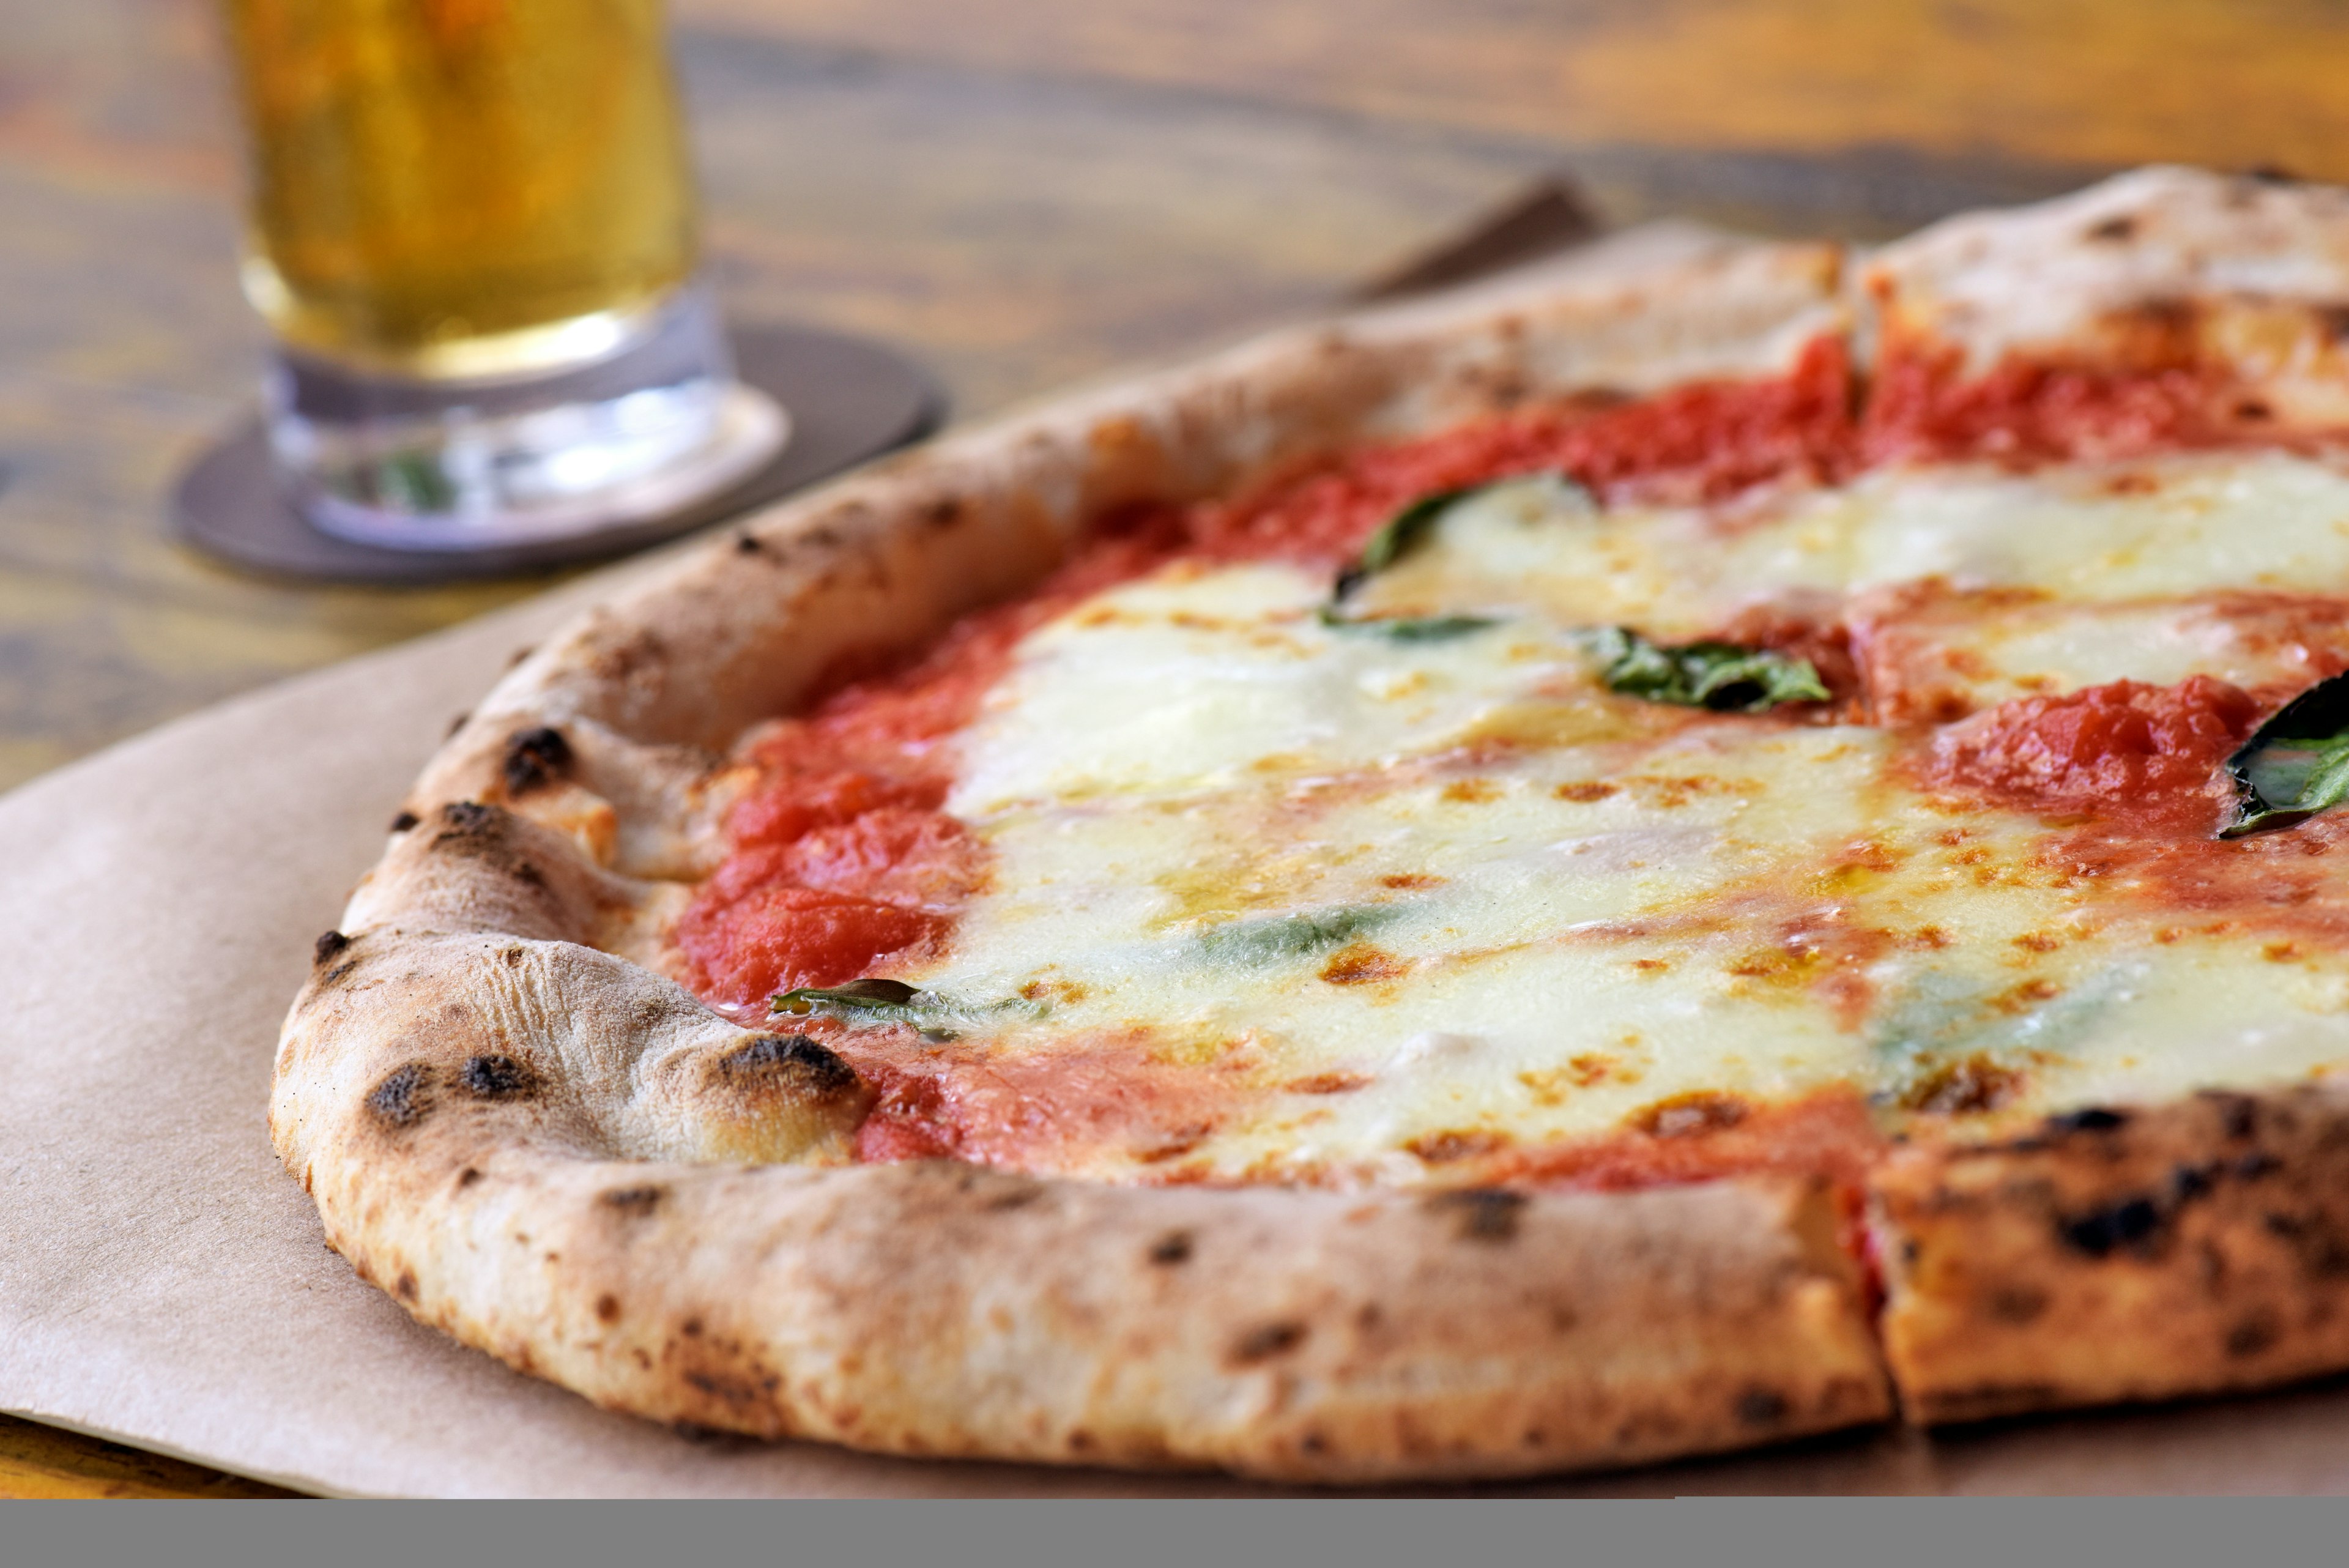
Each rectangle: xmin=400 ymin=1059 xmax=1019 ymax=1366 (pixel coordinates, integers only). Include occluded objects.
xmin=12 ymin=330 xmax=2349 ymax=1501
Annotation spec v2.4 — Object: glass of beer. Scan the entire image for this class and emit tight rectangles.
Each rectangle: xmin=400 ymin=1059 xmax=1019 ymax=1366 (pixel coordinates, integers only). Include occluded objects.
xmin=220 ymin=0 xmax=784 ymax=549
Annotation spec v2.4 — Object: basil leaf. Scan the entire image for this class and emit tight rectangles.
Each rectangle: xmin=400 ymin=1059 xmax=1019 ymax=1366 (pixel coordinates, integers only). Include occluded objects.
xmin=1332 ymin=488 xmax=1471 ymax=602
xmin=1197 ymin=907 xmax=1392 ymax=966
xmin=1577 ymin=626 xmax=1830 ymax=713
xmin=2221 ymin=672 xmax=2349 ymax=838
xmin=1332 ymin=474 xmax=1594 ymax=603
xmin=771 ymin=978 xmax=926 ymax=1019
xmin=1314 ymin=606 xmax=1497 ymax=642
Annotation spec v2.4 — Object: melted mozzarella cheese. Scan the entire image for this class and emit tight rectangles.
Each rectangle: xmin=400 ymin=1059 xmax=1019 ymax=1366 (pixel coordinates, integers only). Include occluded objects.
xmin=863 ymin=451 xmax=2349 ymax=1184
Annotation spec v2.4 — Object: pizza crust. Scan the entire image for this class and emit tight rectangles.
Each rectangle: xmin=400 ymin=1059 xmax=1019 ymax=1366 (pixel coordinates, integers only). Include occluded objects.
xmin=1873 ymin=1088 xmax=2349 ymax=1426
xmin=279 ymin=172 xmax=2349 ymax=1480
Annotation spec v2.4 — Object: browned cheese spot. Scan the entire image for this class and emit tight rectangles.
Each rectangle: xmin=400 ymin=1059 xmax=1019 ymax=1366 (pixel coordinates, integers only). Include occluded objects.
xmin=1321 ymin=944 xmax=1407 ymax=985
xmin=1285 ymin=1072 xmax=1371 ymax=1095
xmin=1901 ymin=1054 xmax=2025 ymax=1115
xmin=1634 ymin=1091 xmax=1748 ymax=1139
xmin=1405 ymin=1129 xmax=1505 ymax=1164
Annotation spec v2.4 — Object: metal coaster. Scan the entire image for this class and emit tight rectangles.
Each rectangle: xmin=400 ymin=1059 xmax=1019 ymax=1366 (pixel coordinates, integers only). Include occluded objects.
xmin=170 ymin=321 xmax=947 ymax=584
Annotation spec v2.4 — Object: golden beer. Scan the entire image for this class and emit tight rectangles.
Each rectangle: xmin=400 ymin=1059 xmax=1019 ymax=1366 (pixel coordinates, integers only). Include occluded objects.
xmin=224 ymin=0 xmax=700 ymax=377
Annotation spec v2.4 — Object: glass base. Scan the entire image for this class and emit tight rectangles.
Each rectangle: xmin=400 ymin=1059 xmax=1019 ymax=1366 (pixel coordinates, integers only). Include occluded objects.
xmin=264 ymin=280 xmax=789 ymax=552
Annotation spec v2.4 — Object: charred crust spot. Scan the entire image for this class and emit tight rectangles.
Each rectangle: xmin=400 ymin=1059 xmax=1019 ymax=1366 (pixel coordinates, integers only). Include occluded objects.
xmin=2085 ymin=214 xmax=2138 ymax=242
xmin=1067 ymin=1429 xmax=1096 ymax=1454
xmin=718 ymin=1034 xmax=861 ymax=1096
xmin=2319 ymin=305 xmax=2349 ymax=345
xmin=312 ymin=930 xmax=351 ymax=967
xmin=2234 ymin=398 xmax=2274 ymax=423
xmin=1230 ymin=1321 xmax=1307 ymax=1366
xmin=445 ymin=710 xmax=472 ymax=740
xmin=683 ymin=1370 xmax=776 ymax=1411
xmin=1147 ymin=1230 xmax=1193 ymax=1266
xmin=455 ymin=1167 xmax=482 ymax=1189
xmin=983 ymin=1186 xmax=1045 ymax=1213
xmin=389 ymin=810 xmax=420 ymax=833
xmin=734 ymin=532 xmax=763 ymax=554
xmin=1735 ymin=1388 xmax=1789 ymax=1427
xmin=923 ymin=497 xmax=964 ymax=530
xmin=2050 ymin=1106 xmax=2128 ymax=1134
xmin=502 ymin=726 xmax=573 ymax=795
xmin=2236 ymin=1151 xmax=2281 ymax=1180
xmin=681 ymin=1317 xmax=704 ymax=1337
xmin=459 ymin=1053 xmax=536 ymax=1099
xmin=595 ymin=1293 xmax=622 ymax=1325
xmin=1984 ymin=1284 xmax=2049 ymax=1324
xmin=2059 ymin=1195 xmax=2164 ymax=1257
xmin=2262 ymin=1209 xmax=2349 ymax=1276
xmin=365 ymin=1065 xmax=429 ymax=1129
xmin=2201 ymin=1091 xmax=2258 ymax=1140
xmin=395 ymin=1270 xmax=418 ymax=1302
xmin=2170 ymin=1162 xmax=2217 ymax=1203
xmin=2227 ymin=1312 xmax=2280 ymax=1358
xmin=599 ymin=1184 xmax=665 ymax=1217
xmin=437 ymin=801 xmax=497 ymax=837
xmin=1426 ymin=1187 xmax=1526 ymax=1244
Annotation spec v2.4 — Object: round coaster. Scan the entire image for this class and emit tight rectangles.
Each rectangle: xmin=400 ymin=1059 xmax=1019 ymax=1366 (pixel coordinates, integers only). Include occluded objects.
xmin=170 ymin=321 xmax=948 ymax=584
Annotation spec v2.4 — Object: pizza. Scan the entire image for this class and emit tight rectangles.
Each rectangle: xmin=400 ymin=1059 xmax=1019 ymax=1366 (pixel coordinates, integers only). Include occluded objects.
xmin=275 ymin=167 xmax=2349 ymax=1483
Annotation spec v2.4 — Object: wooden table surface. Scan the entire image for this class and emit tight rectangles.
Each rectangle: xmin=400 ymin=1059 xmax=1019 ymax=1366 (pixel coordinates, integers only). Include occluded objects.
xmin=6 ymin=0 xmax=2346 ymax=1498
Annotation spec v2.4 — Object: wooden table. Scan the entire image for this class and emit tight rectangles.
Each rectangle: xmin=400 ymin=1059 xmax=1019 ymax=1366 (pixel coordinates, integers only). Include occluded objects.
xmin=6 ymin=0 xmax=2345 ymax=1498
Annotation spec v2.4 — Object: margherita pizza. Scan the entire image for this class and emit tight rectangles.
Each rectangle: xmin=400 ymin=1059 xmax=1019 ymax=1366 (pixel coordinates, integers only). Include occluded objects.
xmin=275 ymin=168 xmax=2349 ymax=1481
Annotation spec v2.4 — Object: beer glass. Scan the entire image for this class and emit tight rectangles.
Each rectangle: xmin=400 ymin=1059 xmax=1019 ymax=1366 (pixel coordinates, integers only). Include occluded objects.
xmin=220 ymin=0 xmax=783 ymax=549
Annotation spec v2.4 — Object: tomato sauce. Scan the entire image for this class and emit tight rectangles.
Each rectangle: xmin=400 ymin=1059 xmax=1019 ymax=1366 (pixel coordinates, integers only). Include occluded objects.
xmin=680 ymin=333 xmax=1868 ymax=1014
xmin=1490 ymin=1087 xmax=1885 ymax=1194
xmin=1863 ymin=339 xmax=2238 ymax=466
xmin=1918 ymin=676 xmax=2260 ymax=832
xmin=673 ymin=327 xmax=2343 ymax=1181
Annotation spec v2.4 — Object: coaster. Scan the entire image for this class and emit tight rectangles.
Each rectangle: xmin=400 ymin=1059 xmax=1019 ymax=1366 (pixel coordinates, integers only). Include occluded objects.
xmin=171 ymin=321 xmax=948 ymax=584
